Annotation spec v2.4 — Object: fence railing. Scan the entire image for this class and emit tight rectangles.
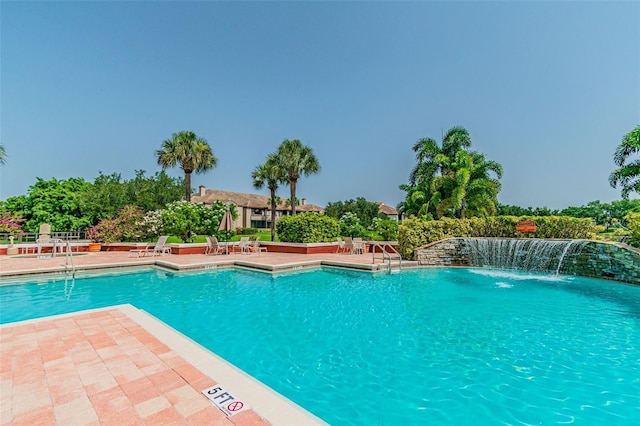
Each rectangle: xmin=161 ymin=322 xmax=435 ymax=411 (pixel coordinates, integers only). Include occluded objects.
xmin=0 ymin=231 xmax=87 ymax=243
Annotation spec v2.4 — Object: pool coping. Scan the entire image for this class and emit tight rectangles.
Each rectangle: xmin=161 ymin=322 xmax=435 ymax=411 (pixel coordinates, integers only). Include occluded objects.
xmin=0 ymin=256 xmax=418 ymax=280
xmin=1 ymin=304 xmax=327 ymax=425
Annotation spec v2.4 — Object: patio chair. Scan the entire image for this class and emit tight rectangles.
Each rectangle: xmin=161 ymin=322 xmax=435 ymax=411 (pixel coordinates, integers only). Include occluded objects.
xmin=205 ymin=236 xmax=226 ymax=255
xmin=130 ymin=235 xmax=171 ymax=257
xmin=336 ymin=237 xmax=346 ymax=253
xmin=247 ymin=237 xmax=267 ymax=256
xmin=353 ymin=237 xmax=365 ymax=255
xmin=343 ymin=237 xmax=354 ymax=254
xmin=237 ymin=237 xmax=250 ymax=254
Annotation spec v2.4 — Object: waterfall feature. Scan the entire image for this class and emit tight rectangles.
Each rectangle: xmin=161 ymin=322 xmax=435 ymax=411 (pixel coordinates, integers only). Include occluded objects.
xmin=463 ymin=238 xmax=588 ymax=274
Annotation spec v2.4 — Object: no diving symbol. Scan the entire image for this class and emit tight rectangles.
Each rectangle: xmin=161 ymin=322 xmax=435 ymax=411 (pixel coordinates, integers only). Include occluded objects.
xmin=227 ymin=401 xmax=244 ymax=412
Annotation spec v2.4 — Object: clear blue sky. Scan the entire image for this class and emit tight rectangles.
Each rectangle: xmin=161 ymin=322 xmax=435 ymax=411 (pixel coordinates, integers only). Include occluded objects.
xmin=1 ymin=1 xmax=638 ymax=210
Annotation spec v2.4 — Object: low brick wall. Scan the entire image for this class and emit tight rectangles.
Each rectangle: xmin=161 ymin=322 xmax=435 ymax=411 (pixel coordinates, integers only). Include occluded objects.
xmin=414 ymin=238 xmax=640 ymax=284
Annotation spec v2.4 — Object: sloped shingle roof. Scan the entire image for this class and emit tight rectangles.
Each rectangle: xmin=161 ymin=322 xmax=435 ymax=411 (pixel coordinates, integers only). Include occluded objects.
xmin=191 ymin=189 xmax=324 ymax=213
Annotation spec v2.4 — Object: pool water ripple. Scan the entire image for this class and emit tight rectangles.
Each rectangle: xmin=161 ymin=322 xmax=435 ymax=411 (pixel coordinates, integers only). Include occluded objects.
xmin=2 ymin=267 xmax=639 ymax=424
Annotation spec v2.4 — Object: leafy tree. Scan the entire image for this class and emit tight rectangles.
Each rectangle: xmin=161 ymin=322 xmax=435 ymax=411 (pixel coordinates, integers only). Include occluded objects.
xmin=126 ymin=170 xmax=184 ymax=211
xmin=400 ymin=127 xmax=502 ymax=219
xmin=610 ymin=125 xmax=640 ymax=198
xmin=80 ymin=172 xmax=128 ymax=223
xmin=497 ymin=205 xmax=558 ymax=216
xmin=79 ymin=170 xmax=184 ymax=224
xmin=156 ymin=130 xmax=217 ymax=202
xmin=14 ymin=177 xmax=92 ymax=232
xmin=325 ymin=197 xmax=382 ymax=228
xmin=275 ymin=139 xmax=321 ymax=216
xmin=0 ymin=143 xmax=6 ymax=164
xmin=252 ymin=153 xmax=286 ymax=241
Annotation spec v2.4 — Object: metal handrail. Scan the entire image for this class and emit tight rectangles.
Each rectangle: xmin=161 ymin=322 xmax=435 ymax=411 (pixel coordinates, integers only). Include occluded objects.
xmin=64 ymin=240 xmax=75 ymax=276
xmin=371 ymin=242 xmax=402 ymax=272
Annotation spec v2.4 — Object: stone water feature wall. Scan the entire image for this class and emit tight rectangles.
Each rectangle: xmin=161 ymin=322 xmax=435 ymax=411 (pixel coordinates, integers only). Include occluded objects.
xmin=414 ymin=238 xmax=640 ymax=285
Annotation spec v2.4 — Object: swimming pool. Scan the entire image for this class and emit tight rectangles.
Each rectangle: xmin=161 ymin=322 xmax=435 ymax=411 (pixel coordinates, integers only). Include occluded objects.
xmin=1 ymin=267 xmax=639 ymax=424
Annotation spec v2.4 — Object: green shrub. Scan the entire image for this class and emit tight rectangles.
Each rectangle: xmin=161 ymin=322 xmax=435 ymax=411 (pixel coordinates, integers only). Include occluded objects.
xmin=371 ymin=217 xmax=399 ymax=241
xmin=339 ymin=212 xmax=366 ymax=238
xmin=398 ymin=215 xmax=601 ymax=259
xmin=236 ymin=227 xmax=259 ymax=235
xmin=624 ymin=212 xmax=640 ymax=248
xmin=276 ymin=213 xmax=341 ymax=243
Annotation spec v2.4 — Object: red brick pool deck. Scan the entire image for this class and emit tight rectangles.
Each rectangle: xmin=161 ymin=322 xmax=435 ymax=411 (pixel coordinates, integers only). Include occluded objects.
xmin=1 ymin=250 xmax=411 ymax=425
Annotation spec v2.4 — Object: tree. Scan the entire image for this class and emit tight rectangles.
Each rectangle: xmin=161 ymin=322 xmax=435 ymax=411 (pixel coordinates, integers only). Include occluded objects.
xmin=156 ymin=131 xmax=217 ymax=202
xmin=79 ymin=170 xmax=184 ymax=224
xmin=0 ymin=143 xmax=6 ymax=164
xmin=17 ymin=177 xmax=92 ymax=232
xmin=325 ymin=198 xmax=382 ymax=228
xmin=275 ymin=139 xmax=320 ymax=216
xmin=610 ymin=126 xmax=640 ymax=198
xmin=252 ymin=154 xmax=286 ymax=241
xmin=400 ymin=126 xmax=502 ymax=219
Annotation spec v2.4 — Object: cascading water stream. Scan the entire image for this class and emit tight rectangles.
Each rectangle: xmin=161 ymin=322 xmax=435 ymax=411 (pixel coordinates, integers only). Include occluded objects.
xmin=463 ymin=238 xmax=588 ymax=274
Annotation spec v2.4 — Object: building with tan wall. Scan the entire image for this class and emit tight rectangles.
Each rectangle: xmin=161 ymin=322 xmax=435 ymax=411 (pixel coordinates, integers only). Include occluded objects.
xmin=191 ymin=186 xmax=324 ymax=230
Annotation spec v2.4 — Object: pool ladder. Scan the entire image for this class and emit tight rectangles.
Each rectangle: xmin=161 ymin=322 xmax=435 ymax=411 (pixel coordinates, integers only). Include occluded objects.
xmin=63 ymin=240 xmax=76 ymax=277
xmin=371 ymin=242 xmax=402 ymax=273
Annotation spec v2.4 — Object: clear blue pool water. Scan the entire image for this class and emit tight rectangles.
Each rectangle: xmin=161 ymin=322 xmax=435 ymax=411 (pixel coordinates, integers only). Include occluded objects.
xmin=1 ymin=267 xmax=639 ymax=424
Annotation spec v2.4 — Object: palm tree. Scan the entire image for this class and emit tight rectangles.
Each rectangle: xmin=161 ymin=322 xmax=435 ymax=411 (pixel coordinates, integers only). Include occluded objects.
xmin=610 ymin=126 xmax=640 ymax=199
xmin=252 ymin=154 xmax=286 ymax=241
xmin=0 ymin=143 xmax=6 ymax=164
xmin=156 ymin=131 xmax=217 ymax=202
xmin=401 ymin=126 xmax=502 ymax=218
xmin=275 ymin=139 xmax=321 ymax=216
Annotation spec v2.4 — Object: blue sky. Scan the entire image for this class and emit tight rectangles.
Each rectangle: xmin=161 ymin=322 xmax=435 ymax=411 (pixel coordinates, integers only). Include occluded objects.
xmin=1 ymin=1 xmax=638 ymax=210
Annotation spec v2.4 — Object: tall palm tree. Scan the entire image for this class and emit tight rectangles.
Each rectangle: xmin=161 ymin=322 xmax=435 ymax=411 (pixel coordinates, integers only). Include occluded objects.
xmin=275 ymin=139 xmax=321 ymax=216
xmin=252 ymin=154 xmax=286 ymax=241
xmin=156 ymin=131 xmax=217 ymax=202
xmin=0 ymin=143 xmax=6 ymax=164
xmin=610 ymin=126 xmax=640 ymax=199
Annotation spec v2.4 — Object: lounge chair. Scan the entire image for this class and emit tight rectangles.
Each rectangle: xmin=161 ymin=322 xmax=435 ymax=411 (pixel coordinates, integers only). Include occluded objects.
xmin=129 ymin=236 xmax=171 ymax=257
xmin=205 ymin=236 xmax=226 ymax=255
xmin=247 ymin=237 xmax=267 ymax=256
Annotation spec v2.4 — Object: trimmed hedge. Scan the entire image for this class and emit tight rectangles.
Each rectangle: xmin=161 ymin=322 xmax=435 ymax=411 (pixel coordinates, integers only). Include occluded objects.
xmin=398 ymin=216 xmax=601 ymax=259
xmin=276 ymin=213 xmax=341 ymax=243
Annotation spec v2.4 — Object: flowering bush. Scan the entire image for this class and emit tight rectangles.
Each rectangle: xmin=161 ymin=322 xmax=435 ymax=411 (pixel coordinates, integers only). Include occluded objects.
xmin=159 ymin=200 xmax=231 ymax=243
xmin=85 ymin=205 xmax=147 ymax=243
xmin=0 ymin=212 xmax=25 ymax=236
xmin=339 ymin=212 xmax=366 ymax=238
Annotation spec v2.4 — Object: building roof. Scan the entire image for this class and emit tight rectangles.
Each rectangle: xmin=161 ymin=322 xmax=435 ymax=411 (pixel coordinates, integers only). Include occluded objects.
xmin=191 ymin=188 xmax=325 ymax=213
xmin=376 ymin=202 xmax=399 ymax=216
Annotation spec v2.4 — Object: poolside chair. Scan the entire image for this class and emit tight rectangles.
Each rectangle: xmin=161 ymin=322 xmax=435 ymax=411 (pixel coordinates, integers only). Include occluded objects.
xmin=237 ymin=237 xmax=250 ymax=254
xmin=353 ymin=237 xmax=365 ymax=255
xmin=130 ymin=236 xmax=171 ymax=257
xmin=336 ymin=237 xmax=346 ymax=253
xmin=247 ymin=237 xmax=267 ymax=256
xmin=343 ymin=237 xmax=354 ymax=254
xmin=205 ymin=236 xmax=226 ymax=255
